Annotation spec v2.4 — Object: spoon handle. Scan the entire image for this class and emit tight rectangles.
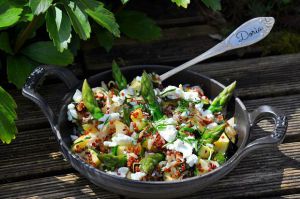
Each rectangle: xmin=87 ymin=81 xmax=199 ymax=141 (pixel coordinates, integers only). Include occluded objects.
xmin=160 ymin=17 xmax=275 ymax=81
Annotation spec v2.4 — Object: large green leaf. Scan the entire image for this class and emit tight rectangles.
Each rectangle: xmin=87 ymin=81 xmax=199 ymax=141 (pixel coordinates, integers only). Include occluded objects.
xmin=0 ymin=86 xmax=18 ymax=144
xmin=0 ymin=32 xmax=12 ymax=54
xmin=21 ymin=41 xmax=74 ymax=66
xmin=29 ymin=0 xmax=53 ymax=15
xmin=117 ymin=11 xmax=161 ymax=42
xmin=201 ymin=0 xmax=221 ymax=11
xmin=7 ymin=56 xmax=36 ymax=89
xmin=171 ymin=0 xmax=190 ymax=8
xmin=0 ymin=0 xmax=23 ymax=28
xmin=80 ymin=0 xmax=120 ymax=37
xmin=64 ymin=0 xmax=91 ymax=40
xmin=96 ymin=29 xmax=114 ymax=52
xmin=46 ymin=6 xmax=72 ymax=52
xmin=121 ymin=0 xmax=129 ymax=4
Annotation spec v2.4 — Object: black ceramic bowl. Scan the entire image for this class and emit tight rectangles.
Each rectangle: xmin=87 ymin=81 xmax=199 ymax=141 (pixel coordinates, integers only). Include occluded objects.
xmin=23 ymin=65 xmax=288 ymax=198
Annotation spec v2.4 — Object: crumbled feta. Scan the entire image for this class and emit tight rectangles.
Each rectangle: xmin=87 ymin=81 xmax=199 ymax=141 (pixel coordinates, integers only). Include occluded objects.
xmin=227 ymin=117 xmax=235 ymax=127
xmin=183 ymin=91 xmax=200 ymax=102
xmin=207 ymin=122 xmax=218 ymax=129
xmin=131 ymin=172 xmax=146 ymax=180
xmin=120 ymin=87 xmax=135 ymax=99
xmin=180 ymin=111 xmax=189 ymax=117
xmin=166 ymin=139 xmax=194 ymax=158
xmin=103 ymin=141 xmax=117 ymax=147
xmin=110 ymin=113 xmax=120 ymax=120
xmin=161 ymin=86 xmax=183 ymax=99
xmin=112 ymin=95 xmax=124 ymax=106
xmin=201 ymin=109 xmax=214 ymax=119
xmin=67 ymin=103 xmax=78 ymax=120
xmin=99 ymin=113 xmax=120 ymax=122
xmin=135 ymin=76 xmax=142 ymax=82
xmin=155 ymin=118 xmax=178 ymax=142
xmin=68 ymin=103 xmax=75 ymax=109
xmin=112 ymin=133 xmax=134 ymax=146
xmin=158 ymin=125 xmax=177 ymax=143
xmin=118 ymin=167 xmax=129 ymax=177
xmin=186 ymin=154 xmax=198 ymax=167
xmin=195 ymin=103 xmax=204 ymax=112
xmin=73 ymin=89 xmax=82 ymax=103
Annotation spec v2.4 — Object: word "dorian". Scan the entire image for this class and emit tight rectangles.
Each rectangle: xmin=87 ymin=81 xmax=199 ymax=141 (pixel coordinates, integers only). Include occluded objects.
xmin=235 ymin=27 xmax=263 ymax=42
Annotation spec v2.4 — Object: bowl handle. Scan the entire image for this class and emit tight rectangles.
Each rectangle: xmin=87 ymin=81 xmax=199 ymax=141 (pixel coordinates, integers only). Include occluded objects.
xmin=22 ymin=66 xmax=79 ymax=129
xmin=235 ymin=105 xmax=288 ymax=160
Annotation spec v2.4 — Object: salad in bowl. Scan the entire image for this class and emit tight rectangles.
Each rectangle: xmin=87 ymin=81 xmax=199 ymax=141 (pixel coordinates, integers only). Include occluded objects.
xmin=67 ymin=62 xmax=237 ymax=181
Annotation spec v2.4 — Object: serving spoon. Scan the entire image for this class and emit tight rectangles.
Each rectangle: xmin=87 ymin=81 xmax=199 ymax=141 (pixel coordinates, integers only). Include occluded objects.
xmin=160 ymin=17 xmax=275 ymax=81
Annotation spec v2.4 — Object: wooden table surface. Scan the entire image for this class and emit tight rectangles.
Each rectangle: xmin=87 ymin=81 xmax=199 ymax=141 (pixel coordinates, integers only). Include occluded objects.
xmin=0 ymin=52 xmax=300 ymax=199
xmin=1 ymin=10 xmax=300 ymax=197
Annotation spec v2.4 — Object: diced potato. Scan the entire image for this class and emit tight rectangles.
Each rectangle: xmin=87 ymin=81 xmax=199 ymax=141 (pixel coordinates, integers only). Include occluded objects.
xmin=198 ymin=145 xmax=214 ymax=159
xmin=88 ymin=149 xmax=101 ymax=167
xmin=214 ymin=133 xmax=230 ymax=153
xmin=225 ymin=125 xmax=237 ymax=143
xmin=72 ymin=133 xmax=92 ymax=152
xmin=130 ymin=108 xmax=147 ymax=131
xmin=163 ymin=172 xmax=177 ymax=181
xmin=195 ymin=159 xmax=219 ymax=175
xmin=117 ymin=145 xmax=128 ymax=156
xmin=130 ymin=78 xmax=141 ymax=93
xmin=82 ymin=123 xmax=98 ymax=133
xmin=114 ymin=120 xmax=129 ymax=134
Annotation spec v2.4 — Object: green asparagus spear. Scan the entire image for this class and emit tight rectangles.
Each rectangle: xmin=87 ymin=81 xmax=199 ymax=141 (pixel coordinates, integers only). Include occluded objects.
xmin=200 ymin=123 xmax=226 ymax=145
xmin=112 ymin=60 xmax=127 ymax=90
xmin=82 ymin=79 xmax=104 ymax=119
xmin=139 ymin=153 xmax=164 ymax=174
xmin=98 ymin=154 xmax=127 ymax=170
xmin=141 ymin=71 xmax=164 ymax=121
xmin=122 ymin=105 xmax=131 ymax=126
xmin=208 ymin=81 xmax=236 ymax=113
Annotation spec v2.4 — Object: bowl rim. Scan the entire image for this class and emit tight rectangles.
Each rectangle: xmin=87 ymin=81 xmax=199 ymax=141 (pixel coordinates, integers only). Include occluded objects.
xmin=58 ymin=64 xmax=250 ymax=185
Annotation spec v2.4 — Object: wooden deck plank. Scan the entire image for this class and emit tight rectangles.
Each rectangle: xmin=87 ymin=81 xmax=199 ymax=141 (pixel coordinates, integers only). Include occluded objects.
xmin=1 ymin=141 xmax=300 ymax=199
xmin=190 ymin=53 xmax=300 ymax=99
xmin=0 ymin=173 xmax=120 ymax=199
xmin=0 ymin=94 xmax=299 ymax=184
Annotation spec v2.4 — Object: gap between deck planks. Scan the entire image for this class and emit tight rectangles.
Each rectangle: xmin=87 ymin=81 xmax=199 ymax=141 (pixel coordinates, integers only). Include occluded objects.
xmin=1 ymin=141 xmax=300 ymax=199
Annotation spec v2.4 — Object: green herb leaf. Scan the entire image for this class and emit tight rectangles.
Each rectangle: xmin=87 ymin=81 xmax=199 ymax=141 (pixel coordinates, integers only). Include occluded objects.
xmin=0 ymin=32 xmax=12 ymax=54
xmin=21 ymin=41 xmax=74 ymax=66
xmin=80 ymin=0 xmax=120 ymax=37
xmin=7 ymin=56 xmax=36 ymax=89
xmin=117 ymin=10 xmax=161 ymax=42
xmin=29 ymin=0 xmax=53 ymax=15
xmin=64 ymin=0 xmax=91 ymax=40
xmin=201 ymin=0 xmax=221 ymax=11
xmin=96 ymin=29 xmax=114 ymax=52
xmin=121 ymin=0 xmax=129 ymax=4
xmin=46 ymin=6 xmax=72 ymax=52
xmin=171 ymin=0 xmax=190 ymax=8
xmin=0 ymin=86 xmax=18 ymax=144
xmin=0 ymin=0 xmax=23 ymax=28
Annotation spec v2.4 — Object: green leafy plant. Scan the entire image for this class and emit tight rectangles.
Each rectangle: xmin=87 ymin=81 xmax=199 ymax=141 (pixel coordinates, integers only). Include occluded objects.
xmin=0 ymin=0 xmax=220 ymax=143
